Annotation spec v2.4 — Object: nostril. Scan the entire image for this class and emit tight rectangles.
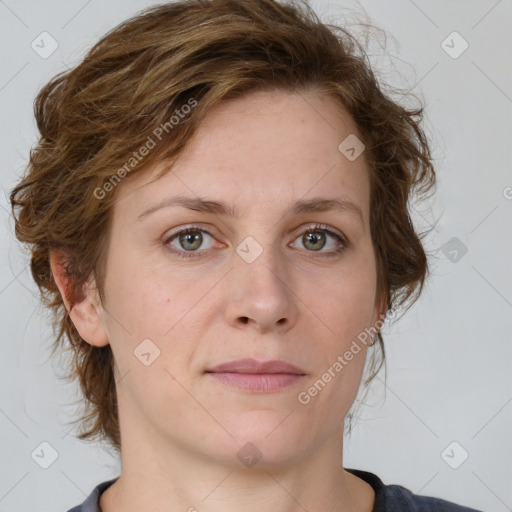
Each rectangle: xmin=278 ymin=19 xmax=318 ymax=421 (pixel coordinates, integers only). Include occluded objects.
xmin=240 ymin=317 xmax=249 ymax=324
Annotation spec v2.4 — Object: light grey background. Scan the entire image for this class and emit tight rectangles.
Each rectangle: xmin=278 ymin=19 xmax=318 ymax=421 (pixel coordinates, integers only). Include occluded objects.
xmin=1 ymin=1 xmax=511 ymax=511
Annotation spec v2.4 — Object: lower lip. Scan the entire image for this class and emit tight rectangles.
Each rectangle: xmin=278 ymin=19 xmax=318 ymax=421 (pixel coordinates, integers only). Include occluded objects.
xmin=206 ymin=372 xmax=305 ymax=392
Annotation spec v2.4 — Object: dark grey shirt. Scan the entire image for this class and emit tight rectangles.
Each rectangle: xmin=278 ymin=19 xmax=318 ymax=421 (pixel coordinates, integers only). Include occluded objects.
xmin=66 ymin=468 xmax=484 ymax=511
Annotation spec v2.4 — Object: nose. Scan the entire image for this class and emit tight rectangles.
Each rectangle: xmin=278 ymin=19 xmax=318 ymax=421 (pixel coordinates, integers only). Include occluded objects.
xmin=224 ymin=243 xmax=299 ymax=334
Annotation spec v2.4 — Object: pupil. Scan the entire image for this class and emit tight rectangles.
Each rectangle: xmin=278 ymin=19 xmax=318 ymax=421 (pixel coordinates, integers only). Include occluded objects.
xmin=181 ymin=231 xmax=202 ymax=250
xmin=305 ymin=231 xmax=325 ymax=251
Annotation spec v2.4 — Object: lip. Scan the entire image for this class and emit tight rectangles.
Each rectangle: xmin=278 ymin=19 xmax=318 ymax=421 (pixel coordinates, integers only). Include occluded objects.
xmin=206 ymin=358 xmax=305 ymax=375
xmin=205 ymin=358 xmax=307 ymax=393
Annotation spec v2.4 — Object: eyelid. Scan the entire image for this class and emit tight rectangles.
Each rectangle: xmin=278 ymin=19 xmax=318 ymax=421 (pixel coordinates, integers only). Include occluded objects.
xmin=292 ymin=223 xmax=346 ymax=242
xmin=163 ymin=222 xmax=219 ymax=241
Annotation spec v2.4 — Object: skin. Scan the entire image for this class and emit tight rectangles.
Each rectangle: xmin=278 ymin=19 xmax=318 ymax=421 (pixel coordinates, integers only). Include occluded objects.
xmin=52 ymin=89 xmax=386 ymax=512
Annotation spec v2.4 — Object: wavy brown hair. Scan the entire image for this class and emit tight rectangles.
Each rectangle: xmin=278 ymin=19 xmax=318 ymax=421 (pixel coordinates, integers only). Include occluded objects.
xmin=10 ymin=0 xmax=435 ymax=453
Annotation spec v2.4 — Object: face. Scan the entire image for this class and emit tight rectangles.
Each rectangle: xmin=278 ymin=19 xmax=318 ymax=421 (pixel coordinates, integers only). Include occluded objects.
xmin=94 ymin=89 xmax=385 ymax=467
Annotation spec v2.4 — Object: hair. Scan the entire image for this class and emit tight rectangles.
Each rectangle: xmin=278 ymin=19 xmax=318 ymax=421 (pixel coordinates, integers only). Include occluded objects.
xmin=10 ymin=0 xmax=435 ymax=453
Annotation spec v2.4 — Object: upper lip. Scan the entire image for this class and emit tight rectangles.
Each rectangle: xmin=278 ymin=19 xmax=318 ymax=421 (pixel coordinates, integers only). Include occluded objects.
xmin=206 ymin=358 xmax=306 ymax=375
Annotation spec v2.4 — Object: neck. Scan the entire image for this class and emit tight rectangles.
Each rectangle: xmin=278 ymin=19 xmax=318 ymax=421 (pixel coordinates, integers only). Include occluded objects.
xmin=100 ymin=425 xmax=374 ymax=512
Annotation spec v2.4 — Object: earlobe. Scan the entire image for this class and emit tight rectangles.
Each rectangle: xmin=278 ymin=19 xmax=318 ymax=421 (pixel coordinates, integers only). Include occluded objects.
xmin=49 ymin=251 xmax=110 ymax=347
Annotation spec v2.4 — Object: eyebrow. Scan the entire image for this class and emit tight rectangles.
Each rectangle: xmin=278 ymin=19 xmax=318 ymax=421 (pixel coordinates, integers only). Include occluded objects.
xmin=137 ymin=195 xmax=365 ymax=226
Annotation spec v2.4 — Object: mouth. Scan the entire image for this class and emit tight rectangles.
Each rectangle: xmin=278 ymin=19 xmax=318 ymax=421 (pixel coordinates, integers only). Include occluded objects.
xmin=205 ymin=358 xmax=307 ymax=393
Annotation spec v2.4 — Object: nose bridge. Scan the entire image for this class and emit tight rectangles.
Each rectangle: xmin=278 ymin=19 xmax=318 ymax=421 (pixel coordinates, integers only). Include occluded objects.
xmin=226 ymin=234 xmax=298 ymax=332
xmin=240 ymin=239 xmax=285 ymax=290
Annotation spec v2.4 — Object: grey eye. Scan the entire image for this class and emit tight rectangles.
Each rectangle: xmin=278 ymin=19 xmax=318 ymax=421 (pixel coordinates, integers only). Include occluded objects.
xmin=169 ymin=229 xmax=215 ymax=252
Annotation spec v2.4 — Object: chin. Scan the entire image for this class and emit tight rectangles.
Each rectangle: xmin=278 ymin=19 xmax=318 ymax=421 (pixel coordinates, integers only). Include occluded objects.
xmin=211 ymin=412 xmax=311 ymax=466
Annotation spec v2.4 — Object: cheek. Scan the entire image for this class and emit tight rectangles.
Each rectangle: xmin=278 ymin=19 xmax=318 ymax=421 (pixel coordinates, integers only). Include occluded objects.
xmin=102 ymin=240 xmax=183 ymax=336
xmin=102 ymin=268 xmax=195 ymax=407
xmin=315 ymin=252 xmax=377 ymax=340
xmin=102 ymin=254 xmax=222 ymax=382
xmin=108 ymin=277 xmax=191 ymax=341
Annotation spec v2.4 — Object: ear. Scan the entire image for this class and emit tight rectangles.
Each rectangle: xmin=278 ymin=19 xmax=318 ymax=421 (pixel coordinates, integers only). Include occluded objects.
xmin=50 ymin=251 xmax=109 ymax=347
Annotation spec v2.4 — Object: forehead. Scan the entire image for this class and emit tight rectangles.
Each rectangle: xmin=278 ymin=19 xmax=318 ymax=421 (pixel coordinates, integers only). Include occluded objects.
xmin=114 ymin=89 xmax=370 ymax=221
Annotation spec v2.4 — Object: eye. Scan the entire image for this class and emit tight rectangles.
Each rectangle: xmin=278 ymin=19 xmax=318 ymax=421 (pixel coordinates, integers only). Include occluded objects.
xmin=290 ymin=224 xmax=348 ymax=256
xmin=164 ymin=227 xmax=217 ymax=258
xmin=163 ymin=223 xmax=349 ymax=259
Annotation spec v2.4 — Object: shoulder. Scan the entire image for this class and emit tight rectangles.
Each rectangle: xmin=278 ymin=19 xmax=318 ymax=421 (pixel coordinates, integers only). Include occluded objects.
xmin=346 ymin=468 xmax=484 ymax=512
xmin=382 ymin=483 xmax=484 ymax=512
xmin=65 ymin=478 xmax=118 ymax=512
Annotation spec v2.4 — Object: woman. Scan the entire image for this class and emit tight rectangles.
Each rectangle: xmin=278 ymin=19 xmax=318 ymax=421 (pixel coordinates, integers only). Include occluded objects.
xmin=10 ymin=0 xmax=484 ymax=510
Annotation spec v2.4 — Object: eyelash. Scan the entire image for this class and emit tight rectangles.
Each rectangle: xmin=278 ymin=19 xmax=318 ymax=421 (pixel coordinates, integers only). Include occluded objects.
xmin=163 ymin=223 xmax=349 ymax=259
